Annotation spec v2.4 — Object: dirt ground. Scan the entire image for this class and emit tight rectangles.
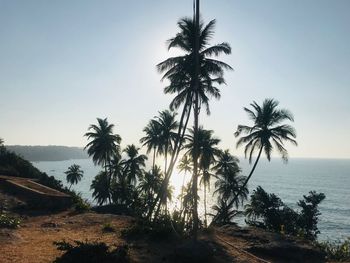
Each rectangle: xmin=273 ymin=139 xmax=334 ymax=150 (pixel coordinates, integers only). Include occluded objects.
xmin=0 ymin=208 xmax=271 ymax=263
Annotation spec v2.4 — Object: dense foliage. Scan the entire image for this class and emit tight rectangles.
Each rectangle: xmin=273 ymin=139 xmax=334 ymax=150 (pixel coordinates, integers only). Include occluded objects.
xmin=245 ymin=186 xmax=325 ymax=240
xmin=316 ymin=238 xmax=350 ymax=262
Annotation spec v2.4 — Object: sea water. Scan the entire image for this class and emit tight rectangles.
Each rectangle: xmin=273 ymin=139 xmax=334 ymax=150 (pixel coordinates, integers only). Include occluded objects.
xmin=33 ymin=158 xmax=350 ymax=241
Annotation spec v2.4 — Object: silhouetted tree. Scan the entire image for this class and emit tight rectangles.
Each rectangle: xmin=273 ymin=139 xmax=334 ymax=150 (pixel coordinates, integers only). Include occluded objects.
xmin=121 ymin=145 xmax=147 ymax=185
xmin=227 ymin=99 xmax=297 ymax=209
xmin=178 ymin=155 xmax=192 ymax=210
xmin=84 ymin=118 xmax=121 ymax=175
xmin=156 ymin=11 xmax=232 ymax=232
xmin=185 ymin=126 xmax=220 ymax=227
xmin=140 ymin=119 xmax=161 ymax=171
xmin=155 ymin=110 xmax=178 ymax=175
xmin=65 ymin=164 xmax=84 ymax=190
xmin=91 ymin=171 xmax=111 ymax=205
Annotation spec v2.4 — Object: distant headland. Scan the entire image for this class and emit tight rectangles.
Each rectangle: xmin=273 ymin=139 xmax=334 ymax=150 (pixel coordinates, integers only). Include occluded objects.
xmin=5 ymin=145 xmax=88 ymax=162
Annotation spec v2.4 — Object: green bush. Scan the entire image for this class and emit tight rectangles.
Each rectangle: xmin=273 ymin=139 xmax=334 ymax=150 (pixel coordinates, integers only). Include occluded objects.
xmin=245 ymin=186 xmax=325 ymax=241
xmin=316 ymin=238 xmax=350 ymax=262
xmin=53 ymin=240 xmax=129 ymax=263
xmin=0 ymin=213 xmax=21 ymax=228
xmin=70 ymin=191 xmax=91 ymax=212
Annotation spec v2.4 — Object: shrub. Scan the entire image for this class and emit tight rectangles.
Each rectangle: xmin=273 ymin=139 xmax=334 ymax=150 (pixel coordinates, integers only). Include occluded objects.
xmin=53 ymin=240 xmax=129 ymax=263
xmin=70 ymin=191 xmax=91 ymax=212
xmin=0 ymin=213 xmax=21 ymax=228
xmin=245 ymin=186 xmax=325 ymax=241
xmin=316 ymin=238 xmax=350 ymax=262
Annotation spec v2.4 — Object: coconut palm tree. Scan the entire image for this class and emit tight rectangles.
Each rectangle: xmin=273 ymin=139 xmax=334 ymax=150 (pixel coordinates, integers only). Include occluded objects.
xmin=213 ymin=149 xmax=240 ymax=176
xmin=185 ymin=126 xmax=220 ymax=227
xmin=65 ymin=164 xmax=84 ymax=190
xmin=227 ymin=98 xmax=297 ymax=209
xmin=122 ymin=144 xmax=147 ymax=185
xmin=140 ymin=119 xmax=161 ymax=171
xmin=90 ymin=171 xmax=111 ymax=205
xmin=138 ymin=165 xmax=163 ymax=208
xmin=155 ymin=13 xmax=232 ymax=230
xmin=107 ymin=153 xmax=124 ymax=182
xmin=155 ymin=110 xmax=178 ymax=175
xmin=210 ymin=199 xmax=242 ymax=226
xmin=84 ymin=118 xmax=121 ymax=174
xmin=214 ymin=169 xmax=248 ymax=208
xmin=178 ymin=155 xmax=192 ymax=210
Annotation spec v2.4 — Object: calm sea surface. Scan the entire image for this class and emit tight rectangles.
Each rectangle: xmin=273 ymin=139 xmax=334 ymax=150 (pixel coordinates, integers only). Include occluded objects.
xmin=33 ymin=158 xmax=350 ymax=241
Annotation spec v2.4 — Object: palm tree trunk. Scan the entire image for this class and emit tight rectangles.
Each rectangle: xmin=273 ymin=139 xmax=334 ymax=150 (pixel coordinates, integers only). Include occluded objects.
xmin=148 ymin=96 xmax=192 ymax=220
xmin=153 ymin=147 xmax=156 ymax=172
xmin=192 ymin=0 xmax=200 ymax=239
xmin=204 ymin=183 xmax=207 ymax=228
xmin=223 ymin=145 xmax=264 ymax=217
xmin=164 ymin=143 xmax=168 ymax=175
xmin=180 ymin=171 xmax=186 ymax=211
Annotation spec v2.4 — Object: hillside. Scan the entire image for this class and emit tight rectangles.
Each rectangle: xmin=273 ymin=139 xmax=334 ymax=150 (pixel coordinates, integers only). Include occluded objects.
xmin=5 ymin=145 xmax=88 ymax=162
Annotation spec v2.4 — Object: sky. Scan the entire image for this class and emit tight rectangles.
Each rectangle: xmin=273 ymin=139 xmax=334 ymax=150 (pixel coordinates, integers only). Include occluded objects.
xmin=0 ymin=0 xmax=349 ymax=159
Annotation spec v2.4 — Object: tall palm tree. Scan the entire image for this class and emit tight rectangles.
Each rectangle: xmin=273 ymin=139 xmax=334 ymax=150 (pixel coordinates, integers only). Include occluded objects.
xmin=140 ymin=119 xmax=161 ymax=171
xmin=90 ymin=171 xmax=111 ymax=205
xmin=213 ymin=169 xmax=248 ymax=208
xmin=84 ymin=118 xmax=121 ymax=174
xmin=178 ymin=155 xmax=192 ymax=210
xmin=157 ymin=10 xmax=232 ymax=233
xmin=107 ymin=153 xmax=124 ymax=182
xmin=65 ymin=164 xmax=84 ymax=190
xmin=138 ymin=165 xmax=162 ymax=208
xmin=185 ymin=126 xmax=220 ymax=227
xmin=155 ymin=110 xmax=178 ymax=175
xmin=213 ymin=149 xmax=240 ymax=176
xmin=122 ymin=144 xmax=147 ymax=185
xmin=227 ymin=98 xmax=297 ymax=209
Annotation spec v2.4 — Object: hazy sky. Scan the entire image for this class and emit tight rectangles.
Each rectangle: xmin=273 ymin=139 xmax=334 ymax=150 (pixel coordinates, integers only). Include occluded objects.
xmin=1 ymin=0 xmax=349 ymax=159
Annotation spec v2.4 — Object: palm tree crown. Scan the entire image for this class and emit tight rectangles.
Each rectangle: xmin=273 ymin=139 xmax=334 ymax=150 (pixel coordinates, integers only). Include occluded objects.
xmin=65 ymin=164 xmax=84 ymax=189
xmin=84 ymin=118 xmax=121 ymax=168
xmin=122 ymin=144 xmax=147 ymax=185
xmin=235 ymin=98 xmax=297 ymax=162
xmin=157 ymin=17 xmax=233 ymax=113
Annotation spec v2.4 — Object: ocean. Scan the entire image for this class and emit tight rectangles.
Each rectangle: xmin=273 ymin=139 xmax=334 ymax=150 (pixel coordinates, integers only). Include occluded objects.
xmin=32 ymin=158 xmax=350 ymax=242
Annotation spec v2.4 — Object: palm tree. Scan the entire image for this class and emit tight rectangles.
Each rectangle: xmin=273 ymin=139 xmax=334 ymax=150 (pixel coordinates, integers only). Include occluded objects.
xmin=157 ymin=12 xmax=232 ymax=233
xmin=178 ymin=155 xmax=192 ymax=210
xmin=90 ymin=171 xmax=111 ymax=205
xmin=65 ymin=164 xmax=84 ymax=190
xmin=185 ymin=126 xmax=220 ymax=227
xmin=210 ymin=199 xmax=242 ymax=226
xmin=107 ymin=153 xmax=124 ymax=182
xmin=155 ymin=110 xmax=178 ymax=175
xmin=213 ymin=149 xmax=240 ymax=176
xmin=228 ymin=98 xmax=297 ymax=209
xmin=214 ymin=169 xmax=248 ymax=208
xmin=140 ymin=119 xmax=161 ymax=171
xmin=138 ymin=165 xmax=163 ymax=208
xmin=122 ymin=144 xmax=147 ymax=185
xmin=84 ymin=118 xmax=121 ymax=174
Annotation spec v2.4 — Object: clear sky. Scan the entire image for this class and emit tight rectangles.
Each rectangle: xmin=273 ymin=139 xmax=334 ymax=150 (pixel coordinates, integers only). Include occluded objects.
xmin=1 ymin=0 xmax=349 ymax=159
